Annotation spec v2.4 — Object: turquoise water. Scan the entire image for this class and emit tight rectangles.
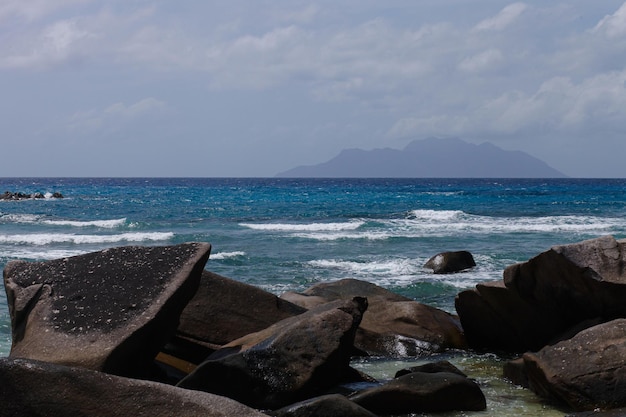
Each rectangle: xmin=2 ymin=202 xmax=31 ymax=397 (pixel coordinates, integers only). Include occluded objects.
xmin=2 ymin=177 xmax=626 ymax=415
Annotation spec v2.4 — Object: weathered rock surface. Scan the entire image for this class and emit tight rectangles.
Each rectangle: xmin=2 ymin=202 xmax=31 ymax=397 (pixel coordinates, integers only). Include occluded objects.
xmin=456 ymin=236 xmax=626 ymax=352
xmin=0 ymin=357 xmax=266 ymax=417
xmin=349 ymin=370 xmax=486 ymax=414
xmin=424 ymin=250 xmax=476 ymax=274
xmin=271 ymin=394 xmax=377 ymax=417
xmin=172 ymin=271 xmax=306 ymax=361
xmin=3 ymin=243 xmax=211 ymax=378
xmin=520 ymin=319 xmax=626 ymax=411
xmin=282 ymin=278 xmax=466 ymax=356
xmin=177 ymin=297 xmax=368 ymax=409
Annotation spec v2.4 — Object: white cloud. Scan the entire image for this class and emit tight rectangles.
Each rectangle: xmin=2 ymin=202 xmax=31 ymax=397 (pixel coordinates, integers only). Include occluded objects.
xmin=458 ymin=48 xmax=504 ymax=73
xmin=68 ymin=98 xmax=167 ymax=134
xmin=0 ymin=0 xmax=89 ymax=23
xmin=593 ymin=1 xmax=626 ymax=38
xmin=473 ymin=2 xmax=528 ymax=32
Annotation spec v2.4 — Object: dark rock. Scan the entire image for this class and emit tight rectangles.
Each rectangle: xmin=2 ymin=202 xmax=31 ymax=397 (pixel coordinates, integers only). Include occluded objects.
xmin=177 ymin=297 xmax=368 ymax=409
xmin=282 ymin=278 xmax=466 ymax=356
xmin=3 ymin=243 xmax=211 ymax=378
xmin=350 ymin=371 xmax=486 ymax=414
xmin=424 ymin=250 xmax=476 ymax=274
xmin=503 ymin=357 xmax=529 ymax=388
xmin=0 ymin=357 xmax=266 ymax=417
xmin=456 ymin=236 xmax=626 ymax=353
xmin=0 ymin=191 xmax=63 ymax=200
xmin=173 ymin=271 xmax=306 ymax=361
xmin=521 ymin=318 xmax=626 ymax=411
xmin=395 ymin=360 xmax=467 ymax=378
xmin=455 ymin=280 xmax=561 ymax=352
xmin=271 ymin=394 xmax=377 ymax=417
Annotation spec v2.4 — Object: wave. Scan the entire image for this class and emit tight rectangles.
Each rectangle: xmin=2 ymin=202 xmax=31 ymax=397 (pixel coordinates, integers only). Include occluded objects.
xmin=0 ymin=232 xmax=174 ymax=245
xmin=41 ymin=218 xmax=128 ymax=228
xmin=253 ymin=210 xmax=626 ymax=241
xmin=239 ymin=221 xmax=364 ymax=232
xmin=305 ymin=254 xmax=504 ymax=290
xmin=210 ymin=251 xmax=246 ymax=260
xmin=1 ymin=248 xmax=88 ymax=260
xmin=0 ymin=214 xmax=128 ymax=228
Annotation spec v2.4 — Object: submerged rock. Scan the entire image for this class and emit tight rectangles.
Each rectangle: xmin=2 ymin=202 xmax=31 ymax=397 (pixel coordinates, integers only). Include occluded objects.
xmin=349 ymin=370 xmax=486 ymax=414
xmin=282 ymin=278 xmax=466 ymax=356
xmin=3 ymin=243 xmax=211 ymax=378
xmin=177 ymin=297 xmax=368 ymax=409
xmin=424 ymin=250 xmax=476 ymax=274
xmin=0 ymin=357 xmax=266 ymax=417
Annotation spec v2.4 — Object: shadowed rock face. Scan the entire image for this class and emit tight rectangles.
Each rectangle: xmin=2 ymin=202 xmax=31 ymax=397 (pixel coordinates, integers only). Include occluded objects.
xmin=0 ymin=357 xmax=266 ymax=417
xmin=3 ymin=243 xmax=211 ymax=378
xmin=177 ymin=271 xmax=307 ymax=347
xmin=456 ymin=236 xmax=626 ymax=353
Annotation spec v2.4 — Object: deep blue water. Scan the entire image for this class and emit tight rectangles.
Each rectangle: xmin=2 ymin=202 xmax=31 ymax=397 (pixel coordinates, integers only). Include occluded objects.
xmin=1 ymin=177 xmax=625 ymax=415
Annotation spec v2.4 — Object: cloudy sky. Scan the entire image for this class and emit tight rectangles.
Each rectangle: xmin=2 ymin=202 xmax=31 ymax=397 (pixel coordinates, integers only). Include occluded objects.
xmin=1 ymin=1 xmax=626 ymax=177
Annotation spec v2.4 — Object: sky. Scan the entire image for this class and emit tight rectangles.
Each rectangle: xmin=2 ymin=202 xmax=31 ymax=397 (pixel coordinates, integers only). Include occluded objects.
xmin=1 ymin=1 xmax=626 ymax=177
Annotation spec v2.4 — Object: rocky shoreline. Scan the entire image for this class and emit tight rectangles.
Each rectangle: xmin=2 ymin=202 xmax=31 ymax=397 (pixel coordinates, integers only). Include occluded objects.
xmin=0 ymin=191 xmax=64 ymax=200
xmin=2 ymin=236 xmax=626 ymax=415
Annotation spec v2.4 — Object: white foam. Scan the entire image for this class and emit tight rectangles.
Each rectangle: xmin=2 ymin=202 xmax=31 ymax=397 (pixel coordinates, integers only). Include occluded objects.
xmin=41 ymin=218 xmax=127 ymax=228
xmin=2 ymin=248 xmax=89 ymax=260
xmin=0 ymin=213 xmax=42 ymax=223
xmin=0 ymin=232 xmax=174 ymax=245
xmin=239 ymin=221 xmax=364 ymax=232
xmin=211 ymin=251 xmax=246 ymax=260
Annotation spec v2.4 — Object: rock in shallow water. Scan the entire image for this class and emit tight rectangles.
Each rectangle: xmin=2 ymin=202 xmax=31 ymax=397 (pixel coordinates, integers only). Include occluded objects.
xmin=424 ymin=250 xmax=476 ymax=274
xmin=3 ymin=243 xmax=211 ymax=378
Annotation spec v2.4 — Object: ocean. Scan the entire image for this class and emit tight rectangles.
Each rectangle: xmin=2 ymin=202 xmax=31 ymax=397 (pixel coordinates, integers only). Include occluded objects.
xmin=2 ymin=177 xmax=626 ymax=416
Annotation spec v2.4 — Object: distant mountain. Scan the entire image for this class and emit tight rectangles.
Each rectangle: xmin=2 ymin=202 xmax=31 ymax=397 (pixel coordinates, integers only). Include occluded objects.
xmin=276 ymin=137 xmax=566 ymax=178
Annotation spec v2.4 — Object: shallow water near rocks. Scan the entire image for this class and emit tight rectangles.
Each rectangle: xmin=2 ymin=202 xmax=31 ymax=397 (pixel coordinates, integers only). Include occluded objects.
xmin=350 ymin=352 xmax=566 ymax=417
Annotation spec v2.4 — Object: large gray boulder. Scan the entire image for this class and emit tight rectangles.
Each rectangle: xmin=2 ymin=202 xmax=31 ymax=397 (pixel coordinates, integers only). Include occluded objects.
xmin=349 ymin=369 xmax=486 ymax=414
xmin=456 ymin=236 xmax=626 ymax=352
xmin=282 ymin=278 xmax=466 ymax=356
xmin=0 ymin=357 xmax=265 ymax=417
xmin=3 ymin=243 xmax=211 ymax=378
xmin=520 ymin=318 xmax=626 ymax=411
xmin=177 ymin=297 xmax=368 ymax=409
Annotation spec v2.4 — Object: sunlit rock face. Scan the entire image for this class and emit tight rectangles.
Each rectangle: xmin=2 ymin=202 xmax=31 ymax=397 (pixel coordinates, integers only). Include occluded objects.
xmin=3 ymin=243 xmax=211 ymax=378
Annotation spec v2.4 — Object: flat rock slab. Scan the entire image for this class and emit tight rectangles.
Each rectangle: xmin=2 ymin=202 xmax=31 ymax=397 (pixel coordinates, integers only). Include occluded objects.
xmin=3 ymin=243 xmax=211 ymax=377
xmin=0 ymin=357 xmax=265 ymax=417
